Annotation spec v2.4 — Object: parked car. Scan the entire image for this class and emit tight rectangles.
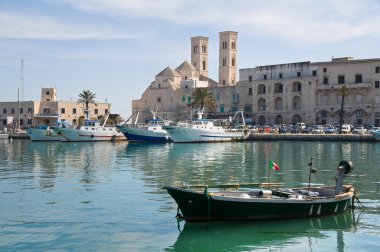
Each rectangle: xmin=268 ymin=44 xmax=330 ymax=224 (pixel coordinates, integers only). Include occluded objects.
xmin=311 ymin=125 xmax=324 ymax=134
xmin=303 ymin=126 xmax=313 ymax=133
xmin=249 ymin=125 xmax=259 ymax=133
xmin=279 ymin=124 xmax=288 ymax=134
xmin=290 ymin=125 xmax=300 ymax=133
xmin=352 ymin=126 xmax=367 ymax=135
xmin=341 ymin=124 xmax=351 ymax=133
xmin=324 ymin=126 xmax=337 ymax=134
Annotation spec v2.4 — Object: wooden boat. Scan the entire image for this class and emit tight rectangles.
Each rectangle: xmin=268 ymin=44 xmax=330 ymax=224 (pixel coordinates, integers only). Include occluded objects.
xmin=165 ymin=160 xmax=355 ymax=222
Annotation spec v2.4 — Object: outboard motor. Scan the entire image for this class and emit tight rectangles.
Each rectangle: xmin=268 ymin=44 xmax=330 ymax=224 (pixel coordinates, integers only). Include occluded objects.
xmin=335 ymin=160 xmax=353 ymax=195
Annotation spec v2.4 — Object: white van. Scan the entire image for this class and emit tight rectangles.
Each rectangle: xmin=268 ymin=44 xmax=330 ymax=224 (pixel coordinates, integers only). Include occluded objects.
xmin=341 ymin=124 xmax=351 ymax=133
xmin=296 ymin=122 xmax=306 ymax=130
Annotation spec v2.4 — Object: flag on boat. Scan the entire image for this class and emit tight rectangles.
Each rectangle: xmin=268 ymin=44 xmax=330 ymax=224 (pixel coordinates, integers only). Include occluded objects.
xmin=269 ymin=160 xmax=280 ymax=171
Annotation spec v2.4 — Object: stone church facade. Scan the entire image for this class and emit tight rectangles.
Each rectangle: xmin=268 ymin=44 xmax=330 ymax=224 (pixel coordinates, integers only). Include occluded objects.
xmin=132 ymin=31 xmax=380 ymax=126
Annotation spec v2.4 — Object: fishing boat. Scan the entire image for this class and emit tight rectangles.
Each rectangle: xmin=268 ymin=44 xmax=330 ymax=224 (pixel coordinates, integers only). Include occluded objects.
xmin=26 ymin=120 xmax=70 ymax=141
xmin=116 ymin=111 xmax=171 ymax=142
xmin=0 ymin=133 xmax=9 ymax=140
xmin=162 ymin=110 xmax=249 ymax=143
xmin=165 ymin=160 xmax=355 ymax=222
xmin=54 ymin=114 xmax=125 ymax=142
xmin=371 ymin=130 xmax=380 ymax=141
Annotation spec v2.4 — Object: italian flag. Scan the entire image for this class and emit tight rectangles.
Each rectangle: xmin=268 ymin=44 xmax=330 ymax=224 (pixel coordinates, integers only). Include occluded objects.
xmin=269 ymin=160 xmax=280 ymax=171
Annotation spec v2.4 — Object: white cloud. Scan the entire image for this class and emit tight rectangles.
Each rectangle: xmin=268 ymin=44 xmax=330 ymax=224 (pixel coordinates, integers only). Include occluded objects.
xmin=59 ymin=0 xmax=380 ymax=44
xmin=0 ymin=11 xmax=141 ymax=40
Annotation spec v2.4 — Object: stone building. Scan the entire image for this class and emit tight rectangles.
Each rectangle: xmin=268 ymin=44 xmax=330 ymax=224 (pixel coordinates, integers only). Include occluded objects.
xmin=132 ymin=31 xmax=380 ymax=126
xmin=0 ymin=88 xmax=111 ymax=130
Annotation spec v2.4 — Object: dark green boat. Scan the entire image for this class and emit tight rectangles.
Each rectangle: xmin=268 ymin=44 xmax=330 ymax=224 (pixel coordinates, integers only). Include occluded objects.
xmin=166 ymin=160 xmax=355 ymax=222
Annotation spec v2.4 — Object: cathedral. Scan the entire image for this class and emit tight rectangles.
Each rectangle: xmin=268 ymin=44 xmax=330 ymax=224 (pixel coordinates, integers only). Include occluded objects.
xmin=132 ymin=31 xmax=380 ymax=126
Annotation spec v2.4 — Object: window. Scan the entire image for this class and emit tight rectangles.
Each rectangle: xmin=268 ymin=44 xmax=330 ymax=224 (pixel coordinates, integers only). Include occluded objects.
xmin=297 ymin=72 xmax=301 ymax=77
xmin=94 ymin=109 xmax=98 ymax=114
xmin=2 ymin=119 xmax=6 ymax=125
xmin=292 ymin=82 xmax=302 ymax=92
xmin=193 ymin=45 xmax=198 ymax=54
xmin=323 ymin=68 xmax=327 ymax=73
xmin=2 ymin=108 xmax=6 ymax=114
xmin=338 ymin=75 xmax=345 ymax=84
xmin=248 ymin=76 xmax=252 ymax=82
xmin=20 ymin=119 xmax=23 ymax=125
xmin=263 ymin=74 xmax=267 ymax=80
xmin=279 ymin=73 xmax=283 ymax=79
xmin=202 ymin=45 xmax=207 ymax=53
xmin=258 ymin=84 xmax=266 ymax=94
xmin=231 ymin=41 xmax=236 ymax=49
xmin=323 ymin=77 xmax=329 ymax=84
xmin=274 ymin=83 xmax=283 ymax=93
xmin=222 ymin=58 xmax=226 ymax=66
xmin=61 ymin=108 xmax=65 ymax=114
xmin=232 ymin=57 xmax=235 ymax=67
xmin=27 ymin=119 xmax=32 ymax=125
xmin=220 ymin=105 xmax=224 ymax=113
xmin=182 ymin=96 xmax=185 ymax=102
xmin=73 ymin=108 xmax=77 ymax=114
xmin=202 ymin=61 xmax=206 ymax=70
xmin=248 ymin=88 xmax=252 ymax=95
xmin=28 ymin=108 xmax=32 ymax=114
xmin=46 ymin=91 xmax=50 ymax=95
xmin=376 ymin=66 xmax=380 ymax=73
xmin=105 ymin=109 xmax=108 ymax=114
xmin=187 ymin=96 xmax=191 ymax=104
xmin=376 ymin=81 xmax=380 ymax=88
xmin=355 ymin=74 xmax=362 ymax=83
xmin=43 ymin=108 xmax=50 ymax=114
xmin=19 ymin=108 xmax=23 ymax=114
xmin=312 ymin=70 xmax=317 ymax=76
xmin=11 ymin=108 xmax=15 ymax=114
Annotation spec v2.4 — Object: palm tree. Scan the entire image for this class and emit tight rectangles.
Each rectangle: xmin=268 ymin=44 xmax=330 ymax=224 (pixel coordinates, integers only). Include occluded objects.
xmin=77 ymin=90 xmax=96 ymax=120
xmin=339 ymin=85 xmax=349 ymax=134
xmin=189 ymin=87 xmax=216 ymax=112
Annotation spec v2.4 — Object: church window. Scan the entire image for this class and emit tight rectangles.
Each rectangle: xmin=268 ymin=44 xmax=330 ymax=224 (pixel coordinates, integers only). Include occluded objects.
xmin=222 ymin=58 xmax=226 ymax=66
xmin=231 ymin=41 xmax=236 ymax=49
xmin=232 ymin=57 xmax=235 ymax=67
xmin=202 ymin=45 xmax=207 ymax=53
xmin=202 ymin=61 xmax=206 ymax=70
xmin=193 ymin=45 xmax=198 ymax=54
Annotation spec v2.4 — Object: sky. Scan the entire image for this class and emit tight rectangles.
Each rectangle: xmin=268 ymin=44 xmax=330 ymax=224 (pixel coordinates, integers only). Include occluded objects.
xmin=1 ymin=0 xmax=380 ymax=119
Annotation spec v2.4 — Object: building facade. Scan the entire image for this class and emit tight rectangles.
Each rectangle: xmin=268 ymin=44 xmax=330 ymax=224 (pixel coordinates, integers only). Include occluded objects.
xmin=132 ymin=31 xmax=380 ymax=126
xmin=0 ymin=88 xmax=111 ymax=130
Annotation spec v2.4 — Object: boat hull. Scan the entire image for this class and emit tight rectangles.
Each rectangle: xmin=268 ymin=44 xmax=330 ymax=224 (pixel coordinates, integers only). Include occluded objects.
xmin=55 ymin=128 xmax=125 ymax=142
xmin=163 ymin=126 xmax=245 ymax=143
xmin=116 ymin=125 xmax=170 ymax=142
xmin=166 ymin=185 xmax=354 ymax=222
xmin=26 ymin=128 xmax=63 ymax=141
xmin=372 ymin=130 xmax=380 ymax=141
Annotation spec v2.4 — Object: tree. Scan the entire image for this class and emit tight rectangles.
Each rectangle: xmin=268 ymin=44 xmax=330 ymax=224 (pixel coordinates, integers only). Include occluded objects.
xmin=339 ymin=85 xmax=349 ymax=134
xmin=77 ymin=90 xmax=96 ymax=120
xmin=189 ymin=87 xmax=216 ymax=112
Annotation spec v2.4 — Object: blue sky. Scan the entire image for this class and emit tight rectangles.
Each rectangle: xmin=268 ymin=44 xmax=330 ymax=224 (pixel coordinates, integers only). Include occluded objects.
xmin=1 ymin=0 xmax=379 ymax=118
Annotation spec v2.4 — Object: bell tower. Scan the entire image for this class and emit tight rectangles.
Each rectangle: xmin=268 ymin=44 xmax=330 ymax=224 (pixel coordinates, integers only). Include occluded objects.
xmin=191 ymin=36 xmax=209 ymax=77
xmin=218 ymin=31 xmax=238 ymax=86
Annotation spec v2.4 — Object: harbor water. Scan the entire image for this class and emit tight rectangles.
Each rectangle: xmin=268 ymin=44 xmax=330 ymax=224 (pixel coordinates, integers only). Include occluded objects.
xmin=0 ymin=140 xmax=379 ymax=251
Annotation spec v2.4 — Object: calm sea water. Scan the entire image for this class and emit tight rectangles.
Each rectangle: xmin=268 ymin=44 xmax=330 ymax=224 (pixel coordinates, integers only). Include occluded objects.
xmin=0 ymin=139 xmax=379 ymax=251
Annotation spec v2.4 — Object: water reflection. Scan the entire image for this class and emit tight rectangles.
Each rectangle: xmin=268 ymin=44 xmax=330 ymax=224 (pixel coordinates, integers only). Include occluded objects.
xmin=166 ymin=211 xmax=357 ymax=252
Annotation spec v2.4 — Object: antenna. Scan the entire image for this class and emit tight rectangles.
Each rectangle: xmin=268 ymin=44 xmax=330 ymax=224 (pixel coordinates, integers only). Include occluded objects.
xmin=21 ymin=59 xmax=24 ymax=102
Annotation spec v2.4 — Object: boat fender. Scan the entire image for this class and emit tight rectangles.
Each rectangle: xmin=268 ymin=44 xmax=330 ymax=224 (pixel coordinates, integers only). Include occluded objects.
xmin=259 ymin=190 xmax=272 ymax=197
xmin=338 ymin=160 xmax=353 ymax=174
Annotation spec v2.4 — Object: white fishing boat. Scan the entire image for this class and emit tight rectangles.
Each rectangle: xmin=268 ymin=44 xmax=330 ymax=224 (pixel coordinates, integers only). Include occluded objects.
xmin=116 ymin=111 xmax=171 ymax=142
xmin=162 ymin=110 xmax=249 ymax=143
xmin=0 ymin=133 xmax=9 ymax=140
xmin=371 ymin=130 xmax=380 ymax=141
xmin=54 ymin=114 xmax=125 ymax=142
xmin=26 ymin=120 xmax=70 ymax=141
